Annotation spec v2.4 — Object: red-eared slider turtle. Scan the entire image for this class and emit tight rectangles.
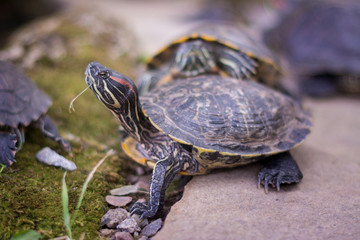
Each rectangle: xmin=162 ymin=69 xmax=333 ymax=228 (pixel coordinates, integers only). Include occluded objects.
xmin=0 ymin=61 xmax=71 ymax=167
xmin=138 ymin=23 xmax=282 ymax=95
xmin=85 ymin=61 xmax=311 ymax=219
xmin=266 ymin=0 xmax=360 ymax=96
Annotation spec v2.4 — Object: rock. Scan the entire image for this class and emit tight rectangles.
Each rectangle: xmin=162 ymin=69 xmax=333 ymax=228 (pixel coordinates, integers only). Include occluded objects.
xmin=134 ymin=198 xmax=147 ymax=204
xmin=135 ymin=175 xmax=151 ymax=192
xmin=110 ymin=185 xmax=138 ymax=196
xmin=116 ymin=217 xmax=141 ymax=234
xmin=132 ymin=214 xmax=149 ymax=229
xmin=114 ymin=231 xmax=134 ymax=240
xmin=141 ymin=218 xmax=163 ymax=237
xmin=98 ymin=228 xmax=115 ymax=238
xmin=36 ymin=147 xmax=76 ymax=171
xmin=126 ymin=174 xmax=139 ymax=184
xmin=155 ymin=98 xmax=360 ymax=240
xmin=100 ymin=208 xmax=129 ymax=229
xmin=135 ymin=166 xmax=145 ymax=176
xmin=106 ymin=195 xmax=133 ymax=207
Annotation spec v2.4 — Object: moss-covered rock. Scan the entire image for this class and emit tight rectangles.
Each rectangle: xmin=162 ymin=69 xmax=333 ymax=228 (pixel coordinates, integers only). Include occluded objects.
xmin=0 ymin=7 xmax=137 ymax=240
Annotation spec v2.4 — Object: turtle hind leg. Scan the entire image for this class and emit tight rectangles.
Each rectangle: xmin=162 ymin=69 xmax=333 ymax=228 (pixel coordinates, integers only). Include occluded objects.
xmin=34 ymin=115 xmax=72 ymax=152
xmin=0 ymin=132 xmax=17 ymax=167
xmin=258 ymin=151 xmax=303 ymax=193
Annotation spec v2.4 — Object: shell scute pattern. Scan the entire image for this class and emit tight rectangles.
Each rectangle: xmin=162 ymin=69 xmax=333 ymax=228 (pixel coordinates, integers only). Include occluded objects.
xmin=140 ymin=75 xmax=310 ymax=156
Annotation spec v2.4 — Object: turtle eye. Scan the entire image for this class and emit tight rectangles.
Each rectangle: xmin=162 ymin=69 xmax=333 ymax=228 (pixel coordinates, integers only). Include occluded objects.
xmin=98 ymin=71 xmax=109 ymax=79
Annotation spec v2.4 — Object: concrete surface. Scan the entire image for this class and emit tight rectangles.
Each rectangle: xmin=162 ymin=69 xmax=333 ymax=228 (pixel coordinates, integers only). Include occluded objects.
xmin=155 ymin=98 xmax=360 ymax=240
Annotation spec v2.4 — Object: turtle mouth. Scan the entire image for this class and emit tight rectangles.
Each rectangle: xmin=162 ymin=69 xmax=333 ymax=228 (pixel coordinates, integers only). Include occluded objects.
xmin=85 ymin=72 xmax=94 ymax=88
xmin=85 ymin=63 xmax=96 ymax=87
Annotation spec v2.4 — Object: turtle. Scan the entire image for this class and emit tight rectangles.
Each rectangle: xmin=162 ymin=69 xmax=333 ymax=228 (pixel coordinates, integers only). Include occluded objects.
xmin=85 ymin=61 xmax=311 ymax=219
xmin=266 ymin=0 xmax=360 ymax=97
xmin=0 ymin=61 xmax=71 ymax=167
xmin=138 ymin=23 xmax=282 ymax=95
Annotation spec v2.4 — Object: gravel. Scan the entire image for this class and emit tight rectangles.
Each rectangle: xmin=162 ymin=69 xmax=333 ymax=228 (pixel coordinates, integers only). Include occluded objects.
xmin=141 ymin=218 xmax=163 ymax=237
xmin=116 ymin=217 xmax=141 ymax=234
xmin=100 ymin=208 xmax=129 ymax=228
xmin=106 ymin=195 xmax=133 ymax=207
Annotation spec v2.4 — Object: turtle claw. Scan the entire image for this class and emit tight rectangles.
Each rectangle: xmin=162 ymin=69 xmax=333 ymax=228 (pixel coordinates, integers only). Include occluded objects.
xmin=36 ymin=115 xmax=72 ymax=153
xmin=0 ymin=132 xmax=17 ymax=167
xmin=258 ymin=152 xmax=303 ymax=192
xmin=130 ymin=202 xmax=157 ymax=219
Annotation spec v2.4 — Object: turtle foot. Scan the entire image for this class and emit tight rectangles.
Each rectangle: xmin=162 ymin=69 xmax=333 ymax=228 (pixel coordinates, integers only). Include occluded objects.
xmin=36 ymin=115 xmax=72 ymax=153
xmin=0 ymin=132 xmax=17 ymax=167
xmin=258 ymin=152 xmax=303 ymax=193
xmin=130 ymin=201 xmax=158 ymax=219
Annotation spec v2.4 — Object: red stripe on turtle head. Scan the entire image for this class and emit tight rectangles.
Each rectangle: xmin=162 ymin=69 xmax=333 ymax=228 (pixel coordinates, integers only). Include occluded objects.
xmin=110 ymin=76 xmax=135 ymax=94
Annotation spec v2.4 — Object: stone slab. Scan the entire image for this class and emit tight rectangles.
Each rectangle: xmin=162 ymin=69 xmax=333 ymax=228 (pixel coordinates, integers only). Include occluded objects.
xmin=156 ymin=98 xmax=360 ymax=240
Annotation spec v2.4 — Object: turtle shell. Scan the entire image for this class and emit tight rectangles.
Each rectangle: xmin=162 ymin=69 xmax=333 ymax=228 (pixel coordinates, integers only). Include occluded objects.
xmin=147 ymin=23 xmax=280 ymax=77
xmin=140 ymin=75 xmax=311 ymax=157
xmin=267 ymin=1 xmax=360 ymax=75
xmin=0 ymin=61 xmax=52 ymax=128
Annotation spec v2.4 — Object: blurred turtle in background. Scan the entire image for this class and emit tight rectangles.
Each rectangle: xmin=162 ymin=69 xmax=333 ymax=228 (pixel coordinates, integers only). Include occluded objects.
xmin=138 ymin=23 xmax=284 ymax=96
xmin=0 ymin=61 xmax=71 ymax=167
xmin=266 ymin=0 xmax=360 ymax=97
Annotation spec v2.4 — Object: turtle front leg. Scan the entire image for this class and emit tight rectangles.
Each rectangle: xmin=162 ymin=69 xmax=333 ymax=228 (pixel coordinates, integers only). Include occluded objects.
xmin=258 ymin=151 xmax=303 ymax=192
xmin=216 ymin=48 xmax=257 ymax=79
xmin=0 ymin=132 xmax=17 ymax=167
xmin=34 ymin=115 xmax=72 ymax=152
xmin=130 ymin=154 xmax=183 ymax=219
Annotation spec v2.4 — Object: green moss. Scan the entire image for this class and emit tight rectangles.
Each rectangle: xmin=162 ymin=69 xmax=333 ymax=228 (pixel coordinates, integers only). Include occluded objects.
xmin=0 ymin=16 xmax=136 ymax=239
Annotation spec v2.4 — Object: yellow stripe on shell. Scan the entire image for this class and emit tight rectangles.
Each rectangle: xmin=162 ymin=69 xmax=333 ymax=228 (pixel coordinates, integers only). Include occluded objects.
xmin=121 ymin=136 xmax=190 ymax=175
xmin=146 ymin=33 xmax=280 ymax=72
xmin=144 ymin=111 xmax=265 ymax=158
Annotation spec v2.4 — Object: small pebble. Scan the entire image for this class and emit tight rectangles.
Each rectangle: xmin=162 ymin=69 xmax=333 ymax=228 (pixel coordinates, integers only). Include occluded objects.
xmin=126 ymin=174 xmax=139 ymax=184
xmin=98 ymin=228 xmax=115 ymax=238
xmin=114 ymin=231 xmax=134 ymax=240
xmin=141 ymin=218 xmax=163 ymax=237
xmin=135 ymin=175 xmax=151 ymax=192
xmin=135 ymin=166 xmax=145 ymax=176
xmin=132 ymin=214 xmax=149 ymax=229
xmin=116 ymin=217 xmax=141 ymax=234
xmin=100 ymin=208 xmax=129 ymax=228
xmin=110 ymin=185 xmax=138 ymax=196
xmin=106 ymin=195 xmax=133 ymax=207
xmin=134 ymin=198 xmax=147 ymax=204
xmin=36 ymin=147 xmax=77 ymax=171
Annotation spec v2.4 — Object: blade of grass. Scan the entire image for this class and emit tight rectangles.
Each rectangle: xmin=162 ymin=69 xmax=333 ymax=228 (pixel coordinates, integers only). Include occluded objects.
xmin=71 ymin=149 xmax=115 ymax=225
xmin=62 ymin=171 xmax=72 ymax=240
xmin=0 ymin=164 xmax=5 ymax=175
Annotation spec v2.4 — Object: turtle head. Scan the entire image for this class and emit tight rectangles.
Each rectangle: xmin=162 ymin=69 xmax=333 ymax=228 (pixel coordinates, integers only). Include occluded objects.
xmin=85 ymin=61 xmax=138 ymax=112
xmin=172 ymin=40 xmax=217 ymax=77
